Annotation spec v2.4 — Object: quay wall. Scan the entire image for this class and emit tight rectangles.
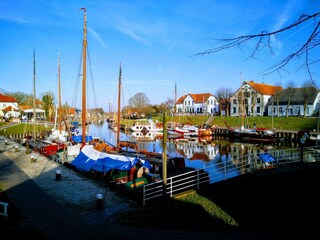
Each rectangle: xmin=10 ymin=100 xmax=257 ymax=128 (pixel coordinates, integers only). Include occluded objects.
xmin=213 ymin=126 xmax=298 ymax=142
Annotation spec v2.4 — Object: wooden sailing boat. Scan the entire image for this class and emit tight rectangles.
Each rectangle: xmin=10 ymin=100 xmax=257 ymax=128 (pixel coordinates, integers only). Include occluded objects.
xmin=28 ymin=50 xmax=66 ymax=157
xmin=81 ymin=7 xmax=88 ymax=148
xmin=50 ymin=51 xmax=68 ymax=142
xmin=116 ymin=63 xmax=122 ymax=151
xmin=71 ymin=8 xmax=93 ymax=147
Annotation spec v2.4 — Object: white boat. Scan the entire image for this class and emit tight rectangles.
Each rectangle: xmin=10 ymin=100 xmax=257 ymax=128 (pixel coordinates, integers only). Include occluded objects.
xmin=130 ymin=119 xmax=163 ymax=132
xmin=172 ymin=124 xmax=199 ymax=137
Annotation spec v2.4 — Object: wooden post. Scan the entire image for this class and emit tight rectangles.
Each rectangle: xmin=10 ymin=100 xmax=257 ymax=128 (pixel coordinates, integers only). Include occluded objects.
xmin=162 ymin=111 xmax=167 ymax=196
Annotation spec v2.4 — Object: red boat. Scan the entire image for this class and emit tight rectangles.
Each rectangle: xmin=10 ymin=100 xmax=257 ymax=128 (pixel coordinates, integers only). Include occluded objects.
xmin=28 ymin=139 xmax=66 ymax=157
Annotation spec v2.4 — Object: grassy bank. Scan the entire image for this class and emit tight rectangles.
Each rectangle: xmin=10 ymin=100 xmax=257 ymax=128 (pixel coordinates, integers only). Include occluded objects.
xmin=0 ymin=123 xmax=51 ymax=135
xmin=156 ymin=116 xmax=319 ymax=132
xmin=1 ymin=116 xmax=319 ymax=136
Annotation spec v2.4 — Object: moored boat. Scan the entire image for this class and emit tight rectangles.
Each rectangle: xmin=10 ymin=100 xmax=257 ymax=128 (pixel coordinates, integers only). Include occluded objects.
xmin=130 ymin=119 xmax=163 ymax=132
xmin=28 ymin=139 xmax=66 ymax=157
xmin=173 ymin=124 xmax=199 ymax=137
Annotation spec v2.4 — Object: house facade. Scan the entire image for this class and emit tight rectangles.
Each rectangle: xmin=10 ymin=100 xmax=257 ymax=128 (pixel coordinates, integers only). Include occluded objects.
xmin=175 ymin=93 xmax=219 ymax=115
xmin=230 ymin=81 xmax=283 ymax=117
xmin=0 ymin=93 xmax=20 ymax=118
xmin=267 ymin=87 xmax=320 ymax=117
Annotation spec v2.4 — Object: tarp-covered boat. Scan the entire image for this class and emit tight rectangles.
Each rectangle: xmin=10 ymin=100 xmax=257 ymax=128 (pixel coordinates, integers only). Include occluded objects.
xmin=70 ymin=145 xmax=152 ymax=173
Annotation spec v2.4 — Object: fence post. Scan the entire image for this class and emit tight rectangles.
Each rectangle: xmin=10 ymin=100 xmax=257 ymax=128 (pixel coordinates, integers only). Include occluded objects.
xmin=300 ymin=146 xmax=304 ymax=164
xmin=197 ymin=169 xmax=200 ymax=189
xmin=142 ymin=185 xmax=146 ymax=206
xmin=0 ymin=201 xmax=9 ymax=219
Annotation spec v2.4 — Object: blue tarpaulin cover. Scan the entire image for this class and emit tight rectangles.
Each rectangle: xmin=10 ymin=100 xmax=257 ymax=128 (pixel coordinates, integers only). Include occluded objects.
xmin=258 ymin=153 xmax=276 ymax=163
xmin=72 ymin=135 xmax=93 ymax=143
xmin=70 ymin=145 xmax=152 ymax=172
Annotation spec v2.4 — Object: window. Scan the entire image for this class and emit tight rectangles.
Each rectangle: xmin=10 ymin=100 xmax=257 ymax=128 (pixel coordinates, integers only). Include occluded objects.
xmin=257 ymin=98 xmax=260 ymax=103
xmin=289 ymin=108 xmax=293 ymax=115
xmin=257 ymin=106 xmax=260 ymax=113
xmin=233 ymin=99 xmax=237 ymax=104
xmin=233 ymin=107 xmax=236 ymax=114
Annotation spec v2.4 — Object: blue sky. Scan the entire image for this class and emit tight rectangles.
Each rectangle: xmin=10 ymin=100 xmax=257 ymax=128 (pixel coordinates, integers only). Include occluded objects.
xmin=0 ymin=0 xmax=319 ymax=111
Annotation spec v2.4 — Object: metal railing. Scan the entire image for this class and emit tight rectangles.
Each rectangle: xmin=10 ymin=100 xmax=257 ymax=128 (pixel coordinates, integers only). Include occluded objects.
xmin=141 ymin=145 xmax=320 ymax=205
xmin=0 ymin=201 xmax=9 ymax=219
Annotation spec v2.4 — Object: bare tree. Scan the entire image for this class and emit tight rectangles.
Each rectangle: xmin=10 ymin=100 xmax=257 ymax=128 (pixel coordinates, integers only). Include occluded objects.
xmin=250 ymin=90 xmax=257 ymax=116
xmin=302 ymin=80 xmax=316 ymax=118
xmin=9 ymin=91 xmax=27 ymax=104
xmin=128 ymin=92 xmax=150 ymax=115
xmin=274 ymin=82 xmax=282 ymax=117
xmin=158 ymin=98 xmax=174 ymax=113
xmin=215 ymin=87 xmax=233 ymax=116
xmin=285 ymin=81 xmax=296 ymax=117
xmin=194 ymin=12 xmax=320 ymax=87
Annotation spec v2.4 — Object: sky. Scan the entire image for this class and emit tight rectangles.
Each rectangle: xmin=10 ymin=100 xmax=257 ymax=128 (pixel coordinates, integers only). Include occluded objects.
xmin=0 ymin=0 xmax=319 ymax=111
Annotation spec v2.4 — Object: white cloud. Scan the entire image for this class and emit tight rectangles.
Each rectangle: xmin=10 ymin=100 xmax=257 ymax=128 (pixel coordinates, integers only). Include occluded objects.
xmin=88 ymin=27 xmax=109 ymax=49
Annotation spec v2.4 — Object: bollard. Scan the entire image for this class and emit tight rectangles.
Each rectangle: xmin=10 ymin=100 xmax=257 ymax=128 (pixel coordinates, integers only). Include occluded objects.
xmin=96 ymin=193 xmax=103 ymax=211
xmin=5 ymin=140 xmax=8 ymax=145
xmin=15 ymin=145 xmax=18 ymax=152
xmin=56 ymin=170 xmax=61 ymax=181
xmin=31 ymin=155 xmax=35 ymax=163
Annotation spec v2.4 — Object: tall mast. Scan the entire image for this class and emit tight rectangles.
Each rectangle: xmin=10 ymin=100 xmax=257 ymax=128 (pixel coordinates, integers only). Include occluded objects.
xmin=81 ymin=8 xmax=87 ymax=147
xmin=58 ymin=51 xmax=62 ymax=133
xmin=116 ymin=63 xmax=122 ymax=150
xmin=174 ymin=82 xmax=177 ymax=114
xmin=33 ymin=50 xmax=36 ymax=138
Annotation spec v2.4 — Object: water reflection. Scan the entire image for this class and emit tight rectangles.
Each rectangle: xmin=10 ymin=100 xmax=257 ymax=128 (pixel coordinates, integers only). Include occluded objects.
xmin=87 ymin=120 xmax=296 ymax=183
xmin=92 ymin=120 xmax=276 ymax=154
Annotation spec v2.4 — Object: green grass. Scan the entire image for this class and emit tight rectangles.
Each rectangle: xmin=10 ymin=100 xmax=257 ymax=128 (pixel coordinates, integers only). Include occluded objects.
xmin=154 ymin=116 xmax=319 ymax=131
xmin=118 ymin=190 xmax=239 ymax=231
xmin=2 ymin=116 xmax=319 ymax=136
xmin=0 ymin=123 xmax=51 ymax=135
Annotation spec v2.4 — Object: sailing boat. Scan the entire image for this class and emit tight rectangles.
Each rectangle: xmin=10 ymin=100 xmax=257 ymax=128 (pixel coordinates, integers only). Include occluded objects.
xmin=28 ymin=50 xmax=66 ymax=157
xmin=69 ymin=22 xmax=152 ymax=184
xmin=49 ymin=52 xmax=69 ymax=143
xmin=71 ymin=8 xmax=93 ymax=146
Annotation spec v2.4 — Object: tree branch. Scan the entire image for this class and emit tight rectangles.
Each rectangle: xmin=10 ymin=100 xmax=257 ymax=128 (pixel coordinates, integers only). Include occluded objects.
xmin=193 ymin=12 xmax=320 ymax=83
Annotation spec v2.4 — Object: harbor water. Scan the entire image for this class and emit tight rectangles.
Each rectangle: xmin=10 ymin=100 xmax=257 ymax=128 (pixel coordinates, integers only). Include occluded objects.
xmin=85 ymin=120 xmax=303 ymax=183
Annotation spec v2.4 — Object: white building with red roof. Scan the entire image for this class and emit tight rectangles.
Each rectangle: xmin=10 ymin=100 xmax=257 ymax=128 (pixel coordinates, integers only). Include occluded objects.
xmin=230 ymin=81 xmax=283 ymax=117
xmin=0 ymin=93 xmax=20 ymax=118
xmin=175 ymin=93 xmax=219 ymax=115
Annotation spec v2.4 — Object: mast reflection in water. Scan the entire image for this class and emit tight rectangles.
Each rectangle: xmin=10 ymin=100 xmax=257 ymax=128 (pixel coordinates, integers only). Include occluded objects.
xmin=88 ymin=120 xmax=290 ymax=183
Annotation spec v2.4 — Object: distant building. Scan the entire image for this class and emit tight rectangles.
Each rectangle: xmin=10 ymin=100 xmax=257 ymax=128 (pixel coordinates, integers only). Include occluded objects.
xmin=267 ymin=87 xmax=320 ymax=117
xmin=0 ymin=93 xmax=20 ymax=118
xmin=175 ymin=93 xmax=219 ymax=114
xmin=230 ymin=81 xmax=283 ymax=117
